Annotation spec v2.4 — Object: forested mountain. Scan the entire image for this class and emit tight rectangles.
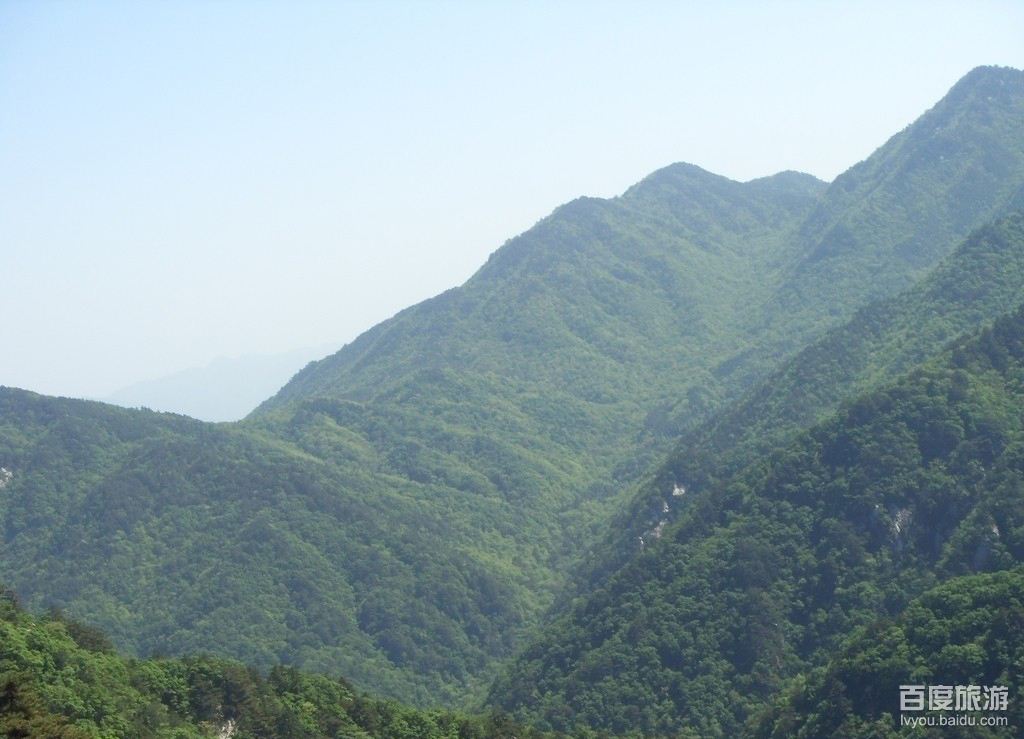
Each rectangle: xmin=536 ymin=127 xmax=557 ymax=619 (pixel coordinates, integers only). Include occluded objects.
xmin=2 ymin=65 xmax=1024 ymax=722
xmin=259 ymin=67 xmax=1024 ymax=442
xmin=490 ymin=302 xmax=1024 ymax=735
xmin=589 ymin=213 xmax=1024 ymax=580
xmin=693 ymin=213 xmax=1024 ymax=478
xmin=0 ymin=165 xmax=827 ymax=707
xmin=756 ymin=65 xmax=1024 ymax=359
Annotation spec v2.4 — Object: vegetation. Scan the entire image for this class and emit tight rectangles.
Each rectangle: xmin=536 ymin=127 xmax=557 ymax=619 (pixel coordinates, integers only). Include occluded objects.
xmin=1 ymin=65 xmax=1023 ymax=728
xmin=702 ymin=212 xmax=1024 ymax=477
xmin=589 ymin=212 xmax=1024 ymax=583
xmin=748 ymin=569 xmax=1024 ymax=738
xmin=490 ymin=303 xmax=1024 ymax=736
xmin=6 ymin=571 xmax=1019 ymax=738
xmin=758 ymin=64 xmax=1024 ymax=362
xmin=0 ymin=587 xmax=570 ymax=739
xmin=2 ymin=163 xmax=835 ymax=705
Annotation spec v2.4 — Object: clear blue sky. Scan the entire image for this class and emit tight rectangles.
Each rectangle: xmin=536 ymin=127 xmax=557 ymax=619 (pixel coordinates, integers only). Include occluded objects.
xmin=3 ymin=1 xmax=1023 ymax=398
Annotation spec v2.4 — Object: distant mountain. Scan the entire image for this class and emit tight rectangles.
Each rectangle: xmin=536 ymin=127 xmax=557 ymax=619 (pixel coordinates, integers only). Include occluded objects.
xmin=1 ymin=65 xmax=1023 ymax=712
xmin=489 ymin=303 xmax=1024 ymax=735
xmin=103 ymin=345 xmax=333 ymax=422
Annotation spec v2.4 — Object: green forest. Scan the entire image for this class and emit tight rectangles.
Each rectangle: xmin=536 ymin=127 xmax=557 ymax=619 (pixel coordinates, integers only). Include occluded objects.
xmin=749 ymin=568 xmax=1024 ymax=738
xmin=491 ymin=298 xmax=1024 ymax=735
xmin=3 ymin=65 xmax=1024 ymax=737
xmin=0 ymin=587 xmax=568 ymax=739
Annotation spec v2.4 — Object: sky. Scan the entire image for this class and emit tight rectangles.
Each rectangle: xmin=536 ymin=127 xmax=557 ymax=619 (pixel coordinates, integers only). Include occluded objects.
xmin=2 ymin=1 xmax=1024 ymax=399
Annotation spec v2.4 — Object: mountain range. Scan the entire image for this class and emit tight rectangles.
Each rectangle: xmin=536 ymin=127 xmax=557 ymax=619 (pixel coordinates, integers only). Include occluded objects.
xmin=2 ymin=65 xmax=1024 ymax=737
xmin=102 ymin=345 xmax=335 ymax=423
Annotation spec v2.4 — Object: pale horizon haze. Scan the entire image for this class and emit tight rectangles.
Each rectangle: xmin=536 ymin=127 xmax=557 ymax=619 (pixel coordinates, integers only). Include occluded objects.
xmin=3 ymin=1 xmax=1024 ymax=400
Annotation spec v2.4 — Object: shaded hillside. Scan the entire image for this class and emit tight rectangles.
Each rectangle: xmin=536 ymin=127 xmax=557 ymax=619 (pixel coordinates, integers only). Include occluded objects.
xmin=490 ymin=304 xmax=1024 ymax=736
xmin=748 ymin=569 xmax=1024 ymax=738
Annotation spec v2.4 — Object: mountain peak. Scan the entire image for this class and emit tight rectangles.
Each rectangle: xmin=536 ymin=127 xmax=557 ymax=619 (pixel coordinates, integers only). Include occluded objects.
xmin=624 ymin=163 xmax=828 ymax=202
xmin=953 ymin=64 xmax=1024 ymax=91
xmin=744 ymin=170 xmax=828 ymax=198
xmin=921 ymin=64 xmax=1024 ymax=126
xmin=746 ymin=169 xmax=825 ymax=186
xmin=619 ymin=161 xmax=731 ymax=201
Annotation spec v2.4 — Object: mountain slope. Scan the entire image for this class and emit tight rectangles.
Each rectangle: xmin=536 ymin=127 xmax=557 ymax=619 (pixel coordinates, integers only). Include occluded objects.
xmin=586 ymin=212 xmax=1024 ymax=581
xmin=490 ymin=304 xmax=1024 ymax=735
xmin=756 ymin=65 xmax=1024 ymax=356
xmin=0 ymin=167 xmax=827 ymax=708
xmin=257 ymin=164 xmax=826 ymax=433
xmin=748 ymin=568 xmax=1024 ymax=738
xmin=0 ymin=389 xmax=548 ymax=706
xmin=699 ymin=212 xmax=1024 ymax=476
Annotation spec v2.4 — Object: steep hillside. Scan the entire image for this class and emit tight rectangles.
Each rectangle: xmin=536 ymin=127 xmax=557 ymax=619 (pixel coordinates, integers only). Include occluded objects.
xmin=260 ymin=68 xmax=1024 ymax=453
xmin=757 ymin=65 xmax=1024 ymax=357
xmin=254 ymin=165 xmax=827 ymax=477
xmin=592 ymin=213 xmax=1024 ymax=578
xmin=491 ymin=304 xmax=1024 ymax=736
xmin=748 ymin=569 xmax=1024 ymax=738
xmin=258 ymin=165 xmax=824 ymax=414
xmin=696 ymin=212 xmax=1024 ymax=476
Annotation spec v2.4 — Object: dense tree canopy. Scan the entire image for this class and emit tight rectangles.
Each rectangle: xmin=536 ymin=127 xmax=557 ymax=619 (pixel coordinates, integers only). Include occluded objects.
xmin=491 ymin=303 xmax=1024 ymax=736
xmin=0 ymin=589 xmax=572 ymax=739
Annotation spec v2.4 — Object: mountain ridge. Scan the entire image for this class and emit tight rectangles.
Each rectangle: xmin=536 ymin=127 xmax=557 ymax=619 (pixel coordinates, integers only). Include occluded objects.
xmin=753 ymin=64 xmax=1024 ymax=345
xmin=571 ymin=211 xmax=1024 ymax=590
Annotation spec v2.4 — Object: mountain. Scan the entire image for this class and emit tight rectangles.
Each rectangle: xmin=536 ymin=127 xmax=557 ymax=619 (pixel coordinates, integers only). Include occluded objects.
xmin=103 ymin=345 xmax=333 ymax=422
xmin=1 ymin=65 xmax=1023 ymax=712
xmin=696 ymin=212 xmax=1024 ymax=477
xmin=749 ymin=568 xmax=1024 ymax=738
xmin=490 ymin=303 xmax=1024 ymax=736
xmin=0 ymin=388 xmax=542 ymax=705
xmin=256 ymin=164 xmax=828 ymax=428
xmin=753 ymin=65 xmax=1024 ymax=360
xmin=0 ymin=165 xmax=827 ymax=708
xmin=586 ymin=212 xmax=1024 ymax=582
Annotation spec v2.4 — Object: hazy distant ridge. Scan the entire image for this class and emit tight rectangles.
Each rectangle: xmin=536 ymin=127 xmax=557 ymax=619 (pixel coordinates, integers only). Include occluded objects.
xmin=103 ymin=346 xmax=333 ymax=421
